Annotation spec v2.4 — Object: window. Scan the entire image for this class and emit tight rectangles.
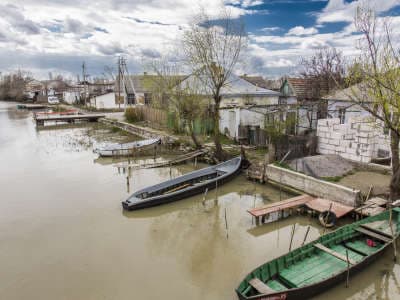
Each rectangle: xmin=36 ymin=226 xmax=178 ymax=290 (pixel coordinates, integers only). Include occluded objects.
xmin=127 ymin=93 xmax=136 ymax=105
xmin=144 ymin=93 xmax=152 ymax=105
xmin=338 ymin=108 xmax=346 ymax=124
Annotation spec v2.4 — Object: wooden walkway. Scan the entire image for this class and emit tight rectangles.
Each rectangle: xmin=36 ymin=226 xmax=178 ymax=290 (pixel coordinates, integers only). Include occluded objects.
xmin=354 ymin=197 xmax=388 ymax=219
xmin=35 ymin=113 xmax=105 ymax=126
xmin=248 ymin=195 xmax=354 ymax=226
xmin=113 ymin=150 xmax=205 ymax=170
xmin=248 ymin=195 xmax=314 ymax=225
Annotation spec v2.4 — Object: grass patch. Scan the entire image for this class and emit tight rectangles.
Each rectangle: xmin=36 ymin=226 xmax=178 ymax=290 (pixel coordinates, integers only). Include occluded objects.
xmin=321 ymin=176 xmax=343 ymax=182
xmin=273 ymin=161 xmax=292 ymax=170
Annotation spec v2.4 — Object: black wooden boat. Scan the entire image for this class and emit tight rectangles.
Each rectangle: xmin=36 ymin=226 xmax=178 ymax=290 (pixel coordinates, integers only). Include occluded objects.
xmin=236 ymin=208 xmax=400 ymax=300
xmin=122 ymin=156 xmax=242 ymax=210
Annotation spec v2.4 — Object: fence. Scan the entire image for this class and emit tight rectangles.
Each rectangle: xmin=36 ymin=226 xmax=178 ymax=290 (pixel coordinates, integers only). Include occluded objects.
xmin=135 ymin=106 xmax=167 ymax=127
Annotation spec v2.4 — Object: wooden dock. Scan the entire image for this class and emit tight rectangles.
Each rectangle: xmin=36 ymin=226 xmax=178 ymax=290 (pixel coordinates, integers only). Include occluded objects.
xmin=248 ymin=194 xmax=314 ymax=225
xmin=354 ymin=197 xmax=388 ymax=219
xmin=35 ymin=113 xmax=105 ymax=126
xmin=113 ymin=150 xmax=205 ymax=170
xmin=246 ymin=163 xmax=266 ymax=183
xmin=248 ymin=195 xmax=354 ymax=226
xmin=17 ymin=104 xmax=48 ymax=110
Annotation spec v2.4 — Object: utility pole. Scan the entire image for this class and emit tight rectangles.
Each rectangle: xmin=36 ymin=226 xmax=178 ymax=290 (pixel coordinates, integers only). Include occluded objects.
xmin=82 ymin=62 xmax=86 ymax=106
xmin=117 ymin=56 xmax=121 ymax=109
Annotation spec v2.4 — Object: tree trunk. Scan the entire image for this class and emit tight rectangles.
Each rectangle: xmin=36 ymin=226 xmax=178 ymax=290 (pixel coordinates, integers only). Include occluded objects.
xmin=390 ymin=130 xmax=400 ymax=201
xmin=188 ymin=120 xmax=201 ymax=149
xmin=213 ymin=95 xmax=224 ymax=161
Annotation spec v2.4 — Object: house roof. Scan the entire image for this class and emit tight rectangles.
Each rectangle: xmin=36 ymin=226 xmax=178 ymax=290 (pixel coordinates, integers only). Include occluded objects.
xmin=240 ymin=75 xmax=282 ymax=91
xmin=115 ymin=74 xmax=187 ymax=94
xmin=180 ymin=73 xmax=280 ymax=97
xmin=323 ymin=84 xmax=373 ymax=103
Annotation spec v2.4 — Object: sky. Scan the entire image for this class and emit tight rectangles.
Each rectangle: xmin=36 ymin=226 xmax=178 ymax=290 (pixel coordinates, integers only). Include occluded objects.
xmin=0 ymin=0 xmax=400 ymax=80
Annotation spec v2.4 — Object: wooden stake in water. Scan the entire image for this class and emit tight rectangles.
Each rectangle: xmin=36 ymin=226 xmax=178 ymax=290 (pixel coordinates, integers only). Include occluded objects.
xmin=224 ymin=207 xmax=229 ymax=239
xmin=126 ymin=176 xmax=130 ymax=193
xmin=194 ymin=156 xmax=197 ymax=167
xmin=322 ymin=203 xmax=333 ymax=235
xmin=301 ymin=226 xmax=311 ymax=247
xmin=289 ymin=224 xmax=296 ymax=252
xmin=202 ymin=188 xmax=208 ymax=206
xmin=215 ymin=180 xmax=218 ymax=200
xmin=389 ymin=208 xmax=397 ymax=261
xmin=346 ymin=250 xmax=350 ymax=287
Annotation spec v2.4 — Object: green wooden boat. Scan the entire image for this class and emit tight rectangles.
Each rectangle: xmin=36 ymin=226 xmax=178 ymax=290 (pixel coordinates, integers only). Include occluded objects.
xmin=236 ymin=208 xmax=400 ymax=300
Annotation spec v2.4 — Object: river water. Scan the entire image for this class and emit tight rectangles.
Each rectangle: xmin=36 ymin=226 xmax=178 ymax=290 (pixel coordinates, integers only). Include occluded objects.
xmin=0 ymin=101 xmax=398 ymax=300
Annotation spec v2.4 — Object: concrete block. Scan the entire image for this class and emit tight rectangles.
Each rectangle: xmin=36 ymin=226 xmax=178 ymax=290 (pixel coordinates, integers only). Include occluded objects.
xmin=329 ymin=139 xmax=340 ymax=146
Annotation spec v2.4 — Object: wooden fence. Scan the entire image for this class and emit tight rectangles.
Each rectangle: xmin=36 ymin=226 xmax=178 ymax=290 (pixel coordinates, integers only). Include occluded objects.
xmin=135 ymin=106 xmax=167 ymax=127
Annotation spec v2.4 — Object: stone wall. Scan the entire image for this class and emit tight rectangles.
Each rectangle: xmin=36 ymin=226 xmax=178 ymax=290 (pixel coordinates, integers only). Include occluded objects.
xmin=266 ymin=164 xmax=360 ymax=206
xmin=316 ymin=117 xmax=391 ymax=163
xmin=100 ymin=118 xmax=177 ymax=144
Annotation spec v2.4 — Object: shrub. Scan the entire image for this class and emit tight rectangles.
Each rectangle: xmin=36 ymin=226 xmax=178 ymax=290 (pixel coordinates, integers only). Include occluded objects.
xmin=125 ymin=107 xmax=144 ymax=123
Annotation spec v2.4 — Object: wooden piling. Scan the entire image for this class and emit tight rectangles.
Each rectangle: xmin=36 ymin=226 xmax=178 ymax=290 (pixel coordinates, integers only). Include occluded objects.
xmin=289 ymin=224 xmax=296 ymax=252
xmin=346 ymin=250 xmax=350 ymax=287
xmin=301 ymin=226 xmax=311 ymax=247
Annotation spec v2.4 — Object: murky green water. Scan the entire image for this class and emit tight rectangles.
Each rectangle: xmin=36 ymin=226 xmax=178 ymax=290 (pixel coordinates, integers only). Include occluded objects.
xmin=0 ymin=102 xmax=398 ymax=300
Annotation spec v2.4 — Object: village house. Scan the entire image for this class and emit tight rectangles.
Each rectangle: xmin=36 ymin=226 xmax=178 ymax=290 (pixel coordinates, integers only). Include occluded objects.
xmin=279 ymin=77 xmax=322 ymax=135
xmin=316 ymin=85 xmax=393 ymax=164
xmin=178 ymin=73 xmax=300 ymax=145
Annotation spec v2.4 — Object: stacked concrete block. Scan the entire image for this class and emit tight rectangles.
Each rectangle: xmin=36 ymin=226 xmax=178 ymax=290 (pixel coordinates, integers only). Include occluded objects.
xmin=316 ymin=116 xmax=392 ymax=163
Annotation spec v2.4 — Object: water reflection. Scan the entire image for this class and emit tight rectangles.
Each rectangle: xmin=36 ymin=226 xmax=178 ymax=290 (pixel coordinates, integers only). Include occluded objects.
xmin=1 ymin=101 xmax=400 ymax=300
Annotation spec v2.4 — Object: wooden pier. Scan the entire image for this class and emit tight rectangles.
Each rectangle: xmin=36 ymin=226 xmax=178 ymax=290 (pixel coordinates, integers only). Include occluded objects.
xmin=354 ymin=197 xmax=388 ymax=219
xmin=248 ymin=195 xmax=354 ymax=226
xmin=113 ymin=150 xmax=205 ymax=170
xmin=248 ymin=194 xmax=314 ymax=225
xmin=17 ymin=104 xmax=48 ymax=110
xmin=35 ymin=113 xmax=105 ymax=126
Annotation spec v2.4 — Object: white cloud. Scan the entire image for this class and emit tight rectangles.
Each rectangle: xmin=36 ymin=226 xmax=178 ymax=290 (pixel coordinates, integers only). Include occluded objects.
xmin=286 ymin=26 xmax=318 ymax=36
xmin=317 ymin=0 xmax=400 ymax=24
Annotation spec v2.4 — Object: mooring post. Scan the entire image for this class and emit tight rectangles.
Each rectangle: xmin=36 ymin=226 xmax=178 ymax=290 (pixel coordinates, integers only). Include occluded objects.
xmin=126 ymin=176 xmax=130 ymax=193
xmin=224 ymin=207 xmax=229 ymax=239
xmin=322 ymin=203 xmax=333 ymax=234
xmin=289 ymin=224 xmax=296 ymax=252
xmin=202 ymin=188 xmax=208 ymax=206
xmin=346 ymin=250 xmax=350 ymax=287
xmin=153 ymin=145 xmax=157 ymax=160
xmin=389 ymin=208 xmax=397 ymax=261
xmin=194 ymin=156 xmax=197 ymax=167
xmin=301 ymin=225 xmax=311 ymax=247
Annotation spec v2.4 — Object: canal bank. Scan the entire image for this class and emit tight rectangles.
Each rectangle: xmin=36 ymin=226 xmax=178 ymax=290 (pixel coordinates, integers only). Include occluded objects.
xmin=1 ymin=101 xmax=399 ymax=300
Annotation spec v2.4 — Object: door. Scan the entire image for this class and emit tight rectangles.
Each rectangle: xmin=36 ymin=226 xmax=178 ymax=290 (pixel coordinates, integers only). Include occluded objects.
xmin=229 ymin=111 xmax=236 ymax=138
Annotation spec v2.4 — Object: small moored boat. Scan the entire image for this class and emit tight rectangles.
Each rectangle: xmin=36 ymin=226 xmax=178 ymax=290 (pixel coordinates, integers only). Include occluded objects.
xmin=236 ymin=208 xmax=400 ymax=300
xmin=94 ymin=138 xmax=161 ymax=157
xmin=122 ymin=156 xmax=243 ymax=210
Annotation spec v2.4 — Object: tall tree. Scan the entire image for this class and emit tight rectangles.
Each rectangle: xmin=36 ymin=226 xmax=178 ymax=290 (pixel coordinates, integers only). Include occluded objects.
xmin=146 ymin=59 xmax=204 ymax=149
xmin=347 ymin=6 xmax=400 ymax=200
xmin=182 ymin=7 xmax=247 ymax=160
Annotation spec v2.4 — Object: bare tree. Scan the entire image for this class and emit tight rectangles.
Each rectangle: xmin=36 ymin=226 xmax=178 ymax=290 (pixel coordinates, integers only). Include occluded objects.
xmin=182 ymin=7 xmax=247 ymax=160
xmin=300 ymin=47 xmax=346 ymax=99
xmin=346 ymin=6 xmax=400 ymax=200
xmin=145 ymin=59 xmax=204 ymax=149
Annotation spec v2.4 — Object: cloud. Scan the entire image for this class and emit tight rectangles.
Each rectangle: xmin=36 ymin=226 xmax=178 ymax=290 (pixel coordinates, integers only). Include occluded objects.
xmin=316 ymin=0 xmax=400 ymax=24
xmin=286 ymin=26 xmax=318 ymax=36
xmin=260 ymin=26 xmax=281 ymax=33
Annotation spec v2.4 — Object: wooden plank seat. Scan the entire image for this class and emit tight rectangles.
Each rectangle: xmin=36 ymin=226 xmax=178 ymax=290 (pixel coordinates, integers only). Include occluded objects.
xmin=355 ymin=227 xmax=392 ymax=243
xmin=314 ymin=243 xmax=356 ymax=265
xmin=360 ymin=223 xmax=395 ymax=238
xmin=345 ymin=240 xmax=383 ymax=256
xmin=249 ymin=278 xmax=275 ymax=294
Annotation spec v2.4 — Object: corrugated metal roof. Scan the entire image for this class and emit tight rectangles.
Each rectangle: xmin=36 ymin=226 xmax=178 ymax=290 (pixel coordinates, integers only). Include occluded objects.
xmin=181 ymin=73 xmax=280 ymax=97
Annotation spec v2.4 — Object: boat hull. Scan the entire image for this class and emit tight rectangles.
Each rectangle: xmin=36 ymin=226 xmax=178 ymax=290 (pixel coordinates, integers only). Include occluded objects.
xmin=236 ymin=241 xmax=390 ymax=300
xmin=122 ymin=156 xmax=242 ymax=210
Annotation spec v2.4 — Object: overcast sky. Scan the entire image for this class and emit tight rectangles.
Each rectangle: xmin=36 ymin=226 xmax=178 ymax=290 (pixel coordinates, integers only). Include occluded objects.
xmin=0 ymin=0 xmax=400 ymax=80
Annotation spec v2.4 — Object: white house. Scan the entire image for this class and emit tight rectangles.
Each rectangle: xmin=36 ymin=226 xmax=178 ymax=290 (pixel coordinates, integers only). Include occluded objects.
xmin=178 ymin=73 xmax=296 ymax=144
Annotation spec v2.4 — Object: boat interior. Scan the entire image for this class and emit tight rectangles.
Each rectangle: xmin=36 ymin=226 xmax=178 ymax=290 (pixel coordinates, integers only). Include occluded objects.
xmin=136 ymin=170 xmax=227 ymax=200
xmin=238 ymin=210 xmax=400 ymax=298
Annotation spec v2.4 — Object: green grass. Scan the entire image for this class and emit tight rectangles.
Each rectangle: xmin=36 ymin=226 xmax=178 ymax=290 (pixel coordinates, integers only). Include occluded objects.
xmin=321 ymin=176 xmax=343 ymax=182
